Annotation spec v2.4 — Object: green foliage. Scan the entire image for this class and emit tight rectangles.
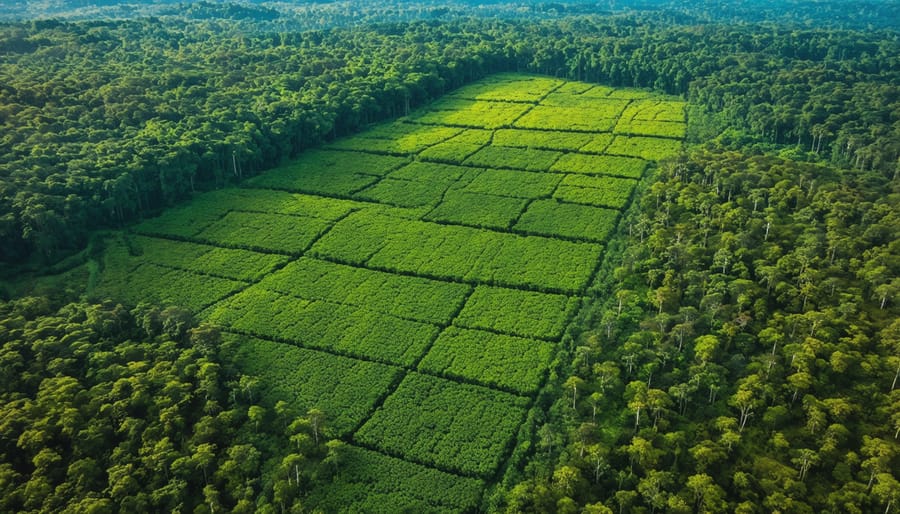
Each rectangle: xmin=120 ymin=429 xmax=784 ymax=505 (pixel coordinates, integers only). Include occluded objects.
xmin=311 ymin=212 xmax=603 ymax=293
xmin=606 ymin=135 xmax=682 ymax=160
xmin=514 ymin=199 xmax=620 ymax=243
xmin=464 ymin=145 xmax=563 ymax=172
xmin=551 ymin=154 xmax=649 ymax=178
xmin=553 ymin=175 xmax=638 ymax=210
xmin=492 ymin=129 xmax=595 ymax=151
xmin=131 ymin=235 xmax=289 ymax=281
xmin=0 ymin=299 xmax=326 ymax=513
xmin=411 ymin=99 xmax=532 ymax=129
xmin=195 ymin=211 xmax=333 ymax=255
xmin=208 ymin=287 xmax=440 ymax=366
xmin=257 ymin=257 xmax=471 ymax=325
xmin=230 ymin=335 xmax=402 ymax=436
xmin=455 ymin=285 xmax=581 ymax=341
xmin=419 ymin=327 xmax=555 ymax=394
xmin=463 ymin=168 xmax=563 ymax=199
xmin=449 ymin=74 xmax=563 ymax=102
xmin=93 ymin=261 xmax=243 ymax=312
xmin=307 ymin=445 xmax=484 ymax=513
xmin=514 ymin=105 xmax=619 ymax=132
xmin=246 ymin=150 xmax=408 ymax=196
xmin=355 ymin=373 xmax=530 ymax=477
xmin=418 ymin=141 xmax=485 ymax=163
xmin=425 ymin=191 xmax=527 ymax=229
xmin=355 ymin=177 xmax=455 ymax=207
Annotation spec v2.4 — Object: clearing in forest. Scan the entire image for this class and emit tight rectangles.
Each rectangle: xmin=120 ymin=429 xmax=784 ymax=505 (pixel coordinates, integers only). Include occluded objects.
xmin=92 ymin=73 xmax=685 ymax=511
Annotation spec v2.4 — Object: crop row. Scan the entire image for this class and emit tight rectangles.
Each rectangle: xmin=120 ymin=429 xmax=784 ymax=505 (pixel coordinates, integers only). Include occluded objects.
xmin=355 ymin=177 xmax=455 ymax=208
xmin=463 ymin=145 xmax=562 ymax=172
xmin=246 ymin=149 xmax=409 ymax=196
xmin=418 ymin=141 xmax=484 ymax=164
xmin=410 ymin=99 xmax=532 ymax=129
xmin=418 ymin=327 xmax=555 ymax=395
xmin=454 ymin=285 xmax=580 ymax=341
xmin=307 ymin=445 xmax=484 ymax=513
xmin=131 ymin=235 xmax=289 ymax=281
xmin=514 ymin=199 xmax=620 ymax=243
xmin=94 ymin=261 xmax=243 ymax=312
xmin=229 ymin=334 xmax=403 ymax=436
xmin=310 ymin=211 xmax=603 ymax=294
xmin=257 ymin=257 xmax=471 ymax=325
xmin=354 ymin=372 xmax=529 ymax=477
xmin=424 ymin=191 xmax=526 ymax=230
xmin=514 ymin=105 xmax=618 ymax=132
xmin=550 ymin=153 xmax=648 ymax=178
xmin=207 ymin=287 xmax=439 ymax=366
xmin=614 ymin=118 xmax=687 ymax=139
xmin=552 ymin=174 xmax=638 ymax=210
xmin=606 ymin=135 xmax=682 ymax=160
xmin=328 ymin=124 xmax=461 ymax=154
xmin=449 ymin=75 xmax=562 ymax=103
xmin=621 ymin=99 xmax=686 ymax=122
xmin=194 ymin=210 xmax=334 ymax=254
xmin=491 ymin=128 xmax=596 ymax=151
xmin=462 ymin=167 xmax=561 ymax=199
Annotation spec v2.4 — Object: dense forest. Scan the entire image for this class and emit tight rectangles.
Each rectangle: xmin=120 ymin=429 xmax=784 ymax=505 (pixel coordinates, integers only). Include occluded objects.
xmin=1 ymin=14 xmax=897 ymax=266
xmin=0 ymin=297 xmax=343 ymax=513
xmin=501 ymin=148 xmax=900 ymax=512
xmin=0 ymin=2 xmax=898 ymax=513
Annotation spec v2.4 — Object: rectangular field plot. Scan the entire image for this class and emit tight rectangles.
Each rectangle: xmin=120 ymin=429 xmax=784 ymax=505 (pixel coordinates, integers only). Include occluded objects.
xmin=411 ymin=99 xmax=531 ymax=129
xmin=257 ymin=257 xmax=471 ymax=325
xmin=204 ymin=188 xmax=360 ymax=219
xmin=134 ymin=202 xmax=223 ymax=238
xmin=388 ymin=161 xmax=476 ymax=183
xmin=445 ymin=128 xmax=494 ymax=145
xmin=310 ymin=212 xmax=602 ymax=293
xmin=424 ymin=191 xmax=526 ymax=230
xmin=514 ymin=105 xmax=620 ymax=132
xmin=463 ymin=145 xmax=562 ymax=172
xmin=307 ymin=445 xmax=484 ymax=514
xmin=492 ymin=129 xmax=594 ymax=151
xmin=449 ymin=75 xmax=562 ymax=102
xmin=463 ymin=168 xmax=562 ymax=199
xmin=354 ymin=373 xmax=529 ymax=477
xmin=328 ymin=124 xmax=461 ymax=154
xmin=418 ymin=141 xmax=484 ymax=164
xmin=621 ymin=99 xmax=686 ymax=122
xmin=93 ymin=262 xmax=243 ymax=313
xmin=229 ymin=335 xmax=403 ymax=436
xmin=207 ymin=287 xmax=439 ymax=366
xmin=194 ymin=211 xmax=333 ymax=255
xmin=418 ymin=327 xmax=555 ymax=395
xmin=131 ymin=236 xmax=288 ymax=281
xmin=354 ymin=177 xmax=452 ymax=208
xmin=577 ymin=133 xmax=616 ymax=154
xmin=614 ymin=119 xmax=687 ymax=139
xmin=553 ymin=174 xmax=638 ymax=210
xmin=454 ymin=285 xmax=580 ymax=341
xmin=514 ymin=199 xmax=619 ymax=243
xmin=551 ymin=153 xmax=648 ymax=178
xmin=606 ymin=135 xmax=682 ymax=160
xmin=246 ymin=150 xmax=408 ymax=196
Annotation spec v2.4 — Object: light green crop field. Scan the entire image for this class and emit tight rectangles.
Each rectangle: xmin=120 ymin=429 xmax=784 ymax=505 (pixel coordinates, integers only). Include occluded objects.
xmin=91 ymin=74 xmax=685 ymax=510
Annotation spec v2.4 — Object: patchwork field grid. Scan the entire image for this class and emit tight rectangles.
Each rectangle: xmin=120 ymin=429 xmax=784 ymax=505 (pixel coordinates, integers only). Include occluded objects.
xmin=93 ymin=74 xmax=685 ymax=509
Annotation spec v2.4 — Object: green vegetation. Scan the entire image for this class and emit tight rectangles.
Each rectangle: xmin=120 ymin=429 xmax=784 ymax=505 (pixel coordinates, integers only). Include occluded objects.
xmin=454 ymin=286 xmax=581 ymax=341
xmin=418 ymin=327 xmax=555 ymax=395
xmin=514 ymin=199 xmax=620 ymax=243
xmin=0 ymin=299 xmax=338 ymax=513
xmin=354 ymin=373 xmax=530 ymax=477
xmin=207 ymin=287 xmax=439 ymax=367
xmin=230 ymin=335 xmax=403 ymax=436
xmin=3 ymin=8 xmax=897 ymax=512
xmin=257 ymin=257 xmax=471 ymax=325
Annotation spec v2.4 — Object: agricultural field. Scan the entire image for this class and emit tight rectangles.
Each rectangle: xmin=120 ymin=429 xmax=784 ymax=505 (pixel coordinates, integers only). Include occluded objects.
xmin=90 ymin=74 xmax=685 ymax=509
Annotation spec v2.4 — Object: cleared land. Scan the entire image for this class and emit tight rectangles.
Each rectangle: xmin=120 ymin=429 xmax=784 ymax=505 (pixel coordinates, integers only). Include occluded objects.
xmin=91 ymin=74 xmax=685 ymax=509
